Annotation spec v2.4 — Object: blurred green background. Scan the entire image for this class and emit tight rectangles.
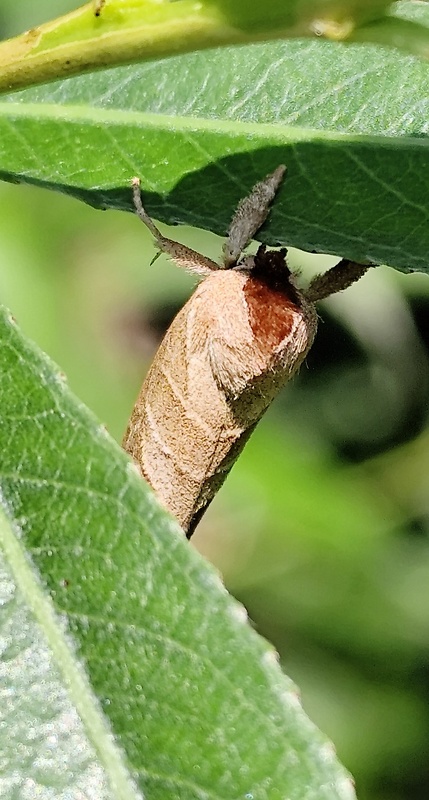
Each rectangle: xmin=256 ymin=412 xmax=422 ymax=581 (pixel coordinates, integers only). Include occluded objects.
xmin=2 ymin=4 xmax=429 ymax=800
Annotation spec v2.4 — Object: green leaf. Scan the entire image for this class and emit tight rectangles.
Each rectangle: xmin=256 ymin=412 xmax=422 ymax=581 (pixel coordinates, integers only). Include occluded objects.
xmin=1 ymin=2 xmax=429 ymax=272
xmin=0 ymin=304 xmax=355 ymax=798
xmin=0 ymin=0 xmax=407 ymax=94
xmin=0 ymin=512 xmax=120 ymax=800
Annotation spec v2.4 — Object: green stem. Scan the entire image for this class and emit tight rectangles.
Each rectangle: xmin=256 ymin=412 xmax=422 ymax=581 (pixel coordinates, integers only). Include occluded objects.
xmin=0 ymin=0 xmax=305 ymax=95
xmin=0 ymin=0 xmax=426 ymax=96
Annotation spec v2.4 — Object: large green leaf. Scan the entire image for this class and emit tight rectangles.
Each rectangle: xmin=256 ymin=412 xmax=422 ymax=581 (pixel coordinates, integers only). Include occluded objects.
xmin=0 ymin=304 xmax=355 ymax=798
xmin=0 ymin=1 xmax=428 ymax=272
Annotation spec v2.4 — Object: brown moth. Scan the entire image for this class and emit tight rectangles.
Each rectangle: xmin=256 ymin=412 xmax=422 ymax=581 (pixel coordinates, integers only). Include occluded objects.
xmin=123 ymin=167 xmax=370 ymax=537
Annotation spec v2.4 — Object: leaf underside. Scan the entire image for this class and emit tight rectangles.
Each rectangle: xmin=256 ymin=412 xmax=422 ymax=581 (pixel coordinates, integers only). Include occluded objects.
xmin=0 ymin=1 xmax=428 ymax=272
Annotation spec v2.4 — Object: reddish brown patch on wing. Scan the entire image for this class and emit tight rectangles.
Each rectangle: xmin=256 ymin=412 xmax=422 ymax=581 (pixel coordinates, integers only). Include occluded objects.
xmin=243 ymin=248 xmax=302 ymax=350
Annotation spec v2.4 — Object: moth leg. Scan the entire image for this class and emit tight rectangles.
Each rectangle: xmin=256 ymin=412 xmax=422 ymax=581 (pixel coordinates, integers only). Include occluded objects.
xmin=131 ymin=178 xmax=219 ymax=277
xmin=222 ymin=164 xmax=286 ymax=268
xmin=306 ymin=259 xmax=372 ymax=302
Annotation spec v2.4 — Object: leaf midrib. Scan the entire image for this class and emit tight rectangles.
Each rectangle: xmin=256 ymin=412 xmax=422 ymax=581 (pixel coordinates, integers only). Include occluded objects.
xmin=0 ymin=501 xmax=138 ymax=800
xmin=2 ymin=100 xmax=429 ymax=148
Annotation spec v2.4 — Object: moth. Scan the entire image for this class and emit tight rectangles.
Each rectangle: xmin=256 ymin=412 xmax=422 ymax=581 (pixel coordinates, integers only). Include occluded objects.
xmin=123 ymin=167 xmax=369 ymax=537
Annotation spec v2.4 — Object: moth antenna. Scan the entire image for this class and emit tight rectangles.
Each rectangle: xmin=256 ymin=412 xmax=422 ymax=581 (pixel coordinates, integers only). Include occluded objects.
xmin=306 ymin=259 xmax=371 ymax=302
xmin=223 ymin=164 xmax=286 ymax=268
xmin=131 ymin=177 xmax=164 ymax=239
xmin=131 ymin=177 xmax=219 ymax=277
